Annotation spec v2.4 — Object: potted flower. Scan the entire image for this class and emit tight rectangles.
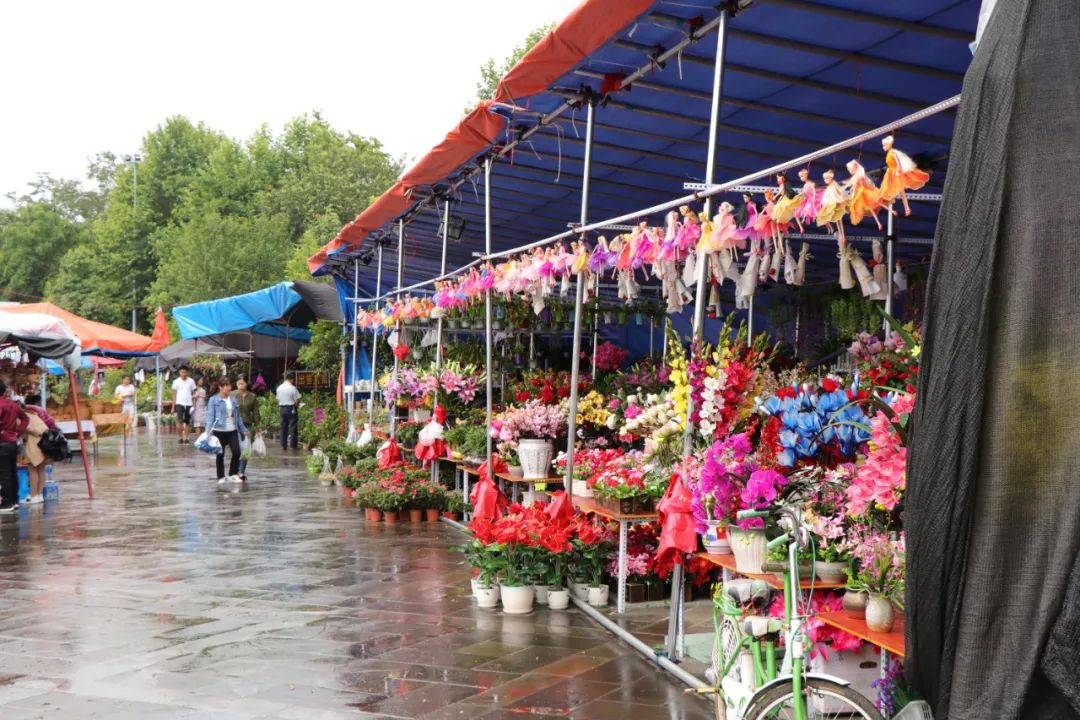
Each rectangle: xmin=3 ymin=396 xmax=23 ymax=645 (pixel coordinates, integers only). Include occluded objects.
xmin=423 ymin=483 xmax=445 ymax=522
xmin=464 ymin=539 xmax=501 ymax=608
xmin=443 ymin=493 xmax=466 ymax=521
xmin=848 ymin=532 xmax=904 ymax=633
xmin=502 ymin=450 xmax=523 ymax=478
xmin=574 ymin=518 xmax=614 ymax=607
xmin=491 ymin=401 xmax=565 ymax=480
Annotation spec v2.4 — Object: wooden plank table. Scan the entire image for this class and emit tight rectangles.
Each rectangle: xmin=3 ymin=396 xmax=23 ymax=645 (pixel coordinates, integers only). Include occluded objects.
xmin=696 ymin=552 xmax=846 ymax=591
xmin=573 ymin=496 xmax=657 ymax=613
xmin=817 ymin=610 xmax=905 ymax=658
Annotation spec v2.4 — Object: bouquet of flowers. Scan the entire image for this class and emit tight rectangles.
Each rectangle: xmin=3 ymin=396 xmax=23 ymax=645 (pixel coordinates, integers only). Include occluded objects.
xmin=507 ymin=370 xmax=585 ymax=405
xmin=437 ymin=361 xmax=484 ymax=406
xmin=592 ymin=341 xmax=629 ymax=373
xmin=759 ymin=377 xmax=872 ymax=468
xmin=491 ymin=401 xmax=566 ymax=449
xmin=691 ymin=433 xmax=788 ymax=532
xmin=381 ymin=368 xmax=439 ymax=408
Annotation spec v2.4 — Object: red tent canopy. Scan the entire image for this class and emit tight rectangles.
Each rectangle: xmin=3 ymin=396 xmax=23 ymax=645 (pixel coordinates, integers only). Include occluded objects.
xmin=3 ymin=302 xmax=159 ymax=357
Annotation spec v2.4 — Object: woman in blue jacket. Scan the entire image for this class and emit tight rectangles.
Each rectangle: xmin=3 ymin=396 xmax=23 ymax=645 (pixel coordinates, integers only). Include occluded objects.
xmin=205 ymin=377 xmax=248 ymax=484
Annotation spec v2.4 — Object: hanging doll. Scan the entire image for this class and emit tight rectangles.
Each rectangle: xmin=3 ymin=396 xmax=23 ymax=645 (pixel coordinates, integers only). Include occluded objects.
xmin=659 ymin=211 xmax=692 ymax=314
xmin=793 ymin=167 xmax=822 ymax=227
xmin=843 ymin=243 xmax=881 ymax=297
xmin=771 ymin=173 xmax=804 ymax=233
xmin=676 ymin=206 xmax=702 ymax=289
xmin=552 ymin=243 xmax=574 ymax=297
xmin=844 ymin=159 xmax=885 ymax=231
xmin=879 ymin=134 xmax=930 ymax=217
xmin=794 ymin=242 xmax=811 ymax=286
xmin=869 ymin=239 xmax=889 ymax=301
xmin=815 ymin=169 xmax=850 ymax=240
xmin=612 ymin=230 xmax=640 ymax=303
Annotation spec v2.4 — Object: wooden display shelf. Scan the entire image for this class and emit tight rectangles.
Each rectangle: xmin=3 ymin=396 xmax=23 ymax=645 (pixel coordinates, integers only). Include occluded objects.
xmin=817 ymin=610 xmax=905 ymax=657
xmin=573 ymin=496 xmax=657 ymax=521
xmin=460 ymin=466 xmax=561 ymax=485
xmin=696 ymin=552 xmax=846 ymax=591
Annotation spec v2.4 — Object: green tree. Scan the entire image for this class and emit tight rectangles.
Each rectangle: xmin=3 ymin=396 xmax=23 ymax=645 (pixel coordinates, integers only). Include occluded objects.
xmin=284 ymin=212 xmax=345 ymax=281
xmin=0 ymin=204 xmax=90 ymax=299
xmin=297 ymin=320 xmax=344 ymax=375
xmin=470 ymin=23 xmax=553 ymax=109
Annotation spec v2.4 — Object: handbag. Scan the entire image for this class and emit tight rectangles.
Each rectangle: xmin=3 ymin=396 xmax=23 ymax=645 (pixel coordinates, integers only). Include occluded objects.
xmin=39 ymin=427 xmax=70 ymax=462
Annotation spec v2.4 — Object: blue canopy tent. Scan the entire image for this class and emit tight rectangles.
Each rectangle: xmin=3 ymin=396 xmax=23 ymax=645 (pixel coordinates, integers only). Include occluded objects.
xmin=312 ymin=0 xmax=977 ymax=346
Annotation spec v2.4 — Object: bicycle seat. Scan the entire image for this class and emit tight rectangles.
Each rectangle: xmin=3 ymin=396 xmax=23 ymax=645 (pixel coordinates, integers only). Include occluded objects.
xmin=722 ymin=578 xmax=774 ymax=608
xmin=741 ymin=615 xmax=784 ymax=639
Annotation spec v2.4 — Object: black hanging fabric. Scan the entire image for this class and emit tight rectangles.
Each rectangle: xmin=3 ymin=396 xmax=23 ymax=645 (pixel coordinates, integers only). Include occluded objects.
xmin=906 ymin=1 xmax=1080 ymax=718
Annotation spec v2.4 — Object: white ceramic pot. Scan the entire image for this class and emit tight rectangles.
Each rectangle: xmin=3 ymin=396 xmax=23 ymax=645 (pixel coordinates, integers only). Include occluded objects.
xmin=499 ymin=584 xmax=535 ymax=615
xmin=702 ymin=521 xmax=730 ymax=554
xmin=843 ymin=589 xmax=868 ymax=618
xmin=533 ymin=584 xmax=549 ymax=605
xmin=571 ymin=581 xmax=590 ymax=601
xmin=547 ymin=588 xmax=570 ymax=610
xmin=728 ymin=525 xmax=768 ymax=574
xmin=470 ymin=577 xmax=479 ymax=596
xmin=572 ymin=479 xmax=593 ymax=498
xmin=865 ymin=593 xmax=895 ymax=633
xmin=587 ymin=585 xmax=610 ymax=607
xmin=815 ymin=561 xmax=848 ymax=584
xmin=411 ymin=408 xmax=432 ymax=423
xmin=518 ymin=439 xmax=554 ymax=480
xmin=475 ymin=585 xmax=500 ymax=608
xmin=507 ymin=465 xmax=524 ymax=478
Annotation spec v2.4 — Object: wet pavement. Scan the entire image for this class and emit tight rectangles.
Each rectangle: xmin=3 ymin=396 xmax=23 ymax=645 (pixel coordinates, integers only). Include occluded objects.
xmin=0 ymin=435 xmax=711 ymax=719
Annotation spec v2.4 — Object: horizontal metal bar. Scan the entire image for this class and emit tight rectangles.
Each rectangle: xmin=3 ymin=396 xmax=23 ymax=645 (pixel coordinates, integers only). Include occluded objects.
xmin=681 ymin=182 xmax=943 ymax=202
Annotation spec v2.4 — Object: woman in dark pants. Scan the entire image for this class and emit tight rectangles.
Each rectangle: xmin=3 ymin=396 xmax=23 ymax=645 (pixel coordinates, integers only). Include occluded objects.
xmin=205 ymin=377 xmax=248 ymax=485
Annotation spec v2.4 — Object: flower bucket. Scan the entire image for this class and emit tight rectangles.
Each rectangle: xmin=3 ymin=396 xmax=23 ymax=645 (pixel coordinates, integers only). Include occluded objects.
xmin=587 ymin=585 xmax=609 ymax=607
xmin=499 ymin=584 xmax=534 ymax=614
xmin=408 ymin=509 xmax=423 ymax=523
xmin=571 ymin=479 xmax=593 ymax=498
xmin=425 ymin=508 xmax=440 ymax=522
xmin=475 ymin=585 xmax=500 ymax=608
xmin=702 ymin=521 xmax=730 ymax=554
xmin=728 ymin=525 xmax=768 ymax=574
xmin=507 ymin=465 xmax=524 ymax=478
xmin=547 ymin=588 xmax=570 ymax=610
xmin=518 ymin=439 xmax=554 ymax=480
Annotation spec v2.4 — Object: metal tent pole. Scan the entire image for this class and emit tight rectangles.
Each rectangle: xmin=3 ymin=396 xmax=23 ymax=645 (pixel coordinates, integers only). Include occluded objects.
xmin=748 ymin=296 xmax=755 ymax=339
xmin=590 ymin=274 xmax=599 ymax=378
xmin=349 ymin=259 xmax=360 ymax=431
xmin=367 ymin=244 xmax=384 ymax=422
xmin=563 ymin=98 xmax=596 ymax=503
xmin=669 ymin=7 xmax=729 ymax=662
xmin=390 ymin=220 xmax=404 ymax=438
xmin=884 ymin=207 xmax=895 ymax=329
xmin=433 ymin=199 xmax=450 ymax=483
xmin=483 ymin=157 xmax=495 ymax=485
xmin=155 ymin=356 xmax=162 ymax=428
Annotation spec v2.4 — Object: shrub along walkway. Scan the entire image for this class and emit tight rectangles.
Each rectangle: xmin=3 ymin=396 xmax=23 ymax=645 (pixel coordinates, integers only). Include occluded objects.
xmin=0 ymin=436 xmax=710 ymax=719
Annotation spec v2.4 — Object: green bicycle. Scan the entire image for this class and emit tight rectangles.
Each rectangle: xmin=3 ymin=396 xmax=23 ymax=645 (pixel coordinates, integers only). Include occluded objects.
xmin=689 ymin=504 xmax=881 ymax=720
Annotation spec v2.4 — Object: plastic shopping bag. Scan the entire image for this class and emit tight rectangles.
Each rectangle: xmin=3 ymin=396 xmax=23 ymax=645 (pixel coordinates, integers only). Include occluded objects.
xmin=251 ymin=432 xmax=267 ymax=457
xmin=194 ymin=432 xmax=222 ymax=455
xmin=241 ymin=435 xmax=252 ymax=459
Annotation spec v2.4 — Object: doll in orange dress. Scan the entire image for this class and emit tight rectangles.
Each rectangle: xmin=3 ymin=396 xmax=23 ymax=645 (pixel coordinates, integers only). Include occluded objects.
xmin=879 ymin=134 xmax=930 ymax=217
xmin=844 ymin=159 xmax=884 ymax=231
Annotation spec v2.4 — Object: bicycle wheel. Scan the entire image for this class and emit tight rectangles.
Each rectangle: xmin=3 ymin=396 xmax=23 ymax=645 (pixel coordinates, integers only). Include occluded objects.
xmin=743 ymin=677 xmax=881 ymax=719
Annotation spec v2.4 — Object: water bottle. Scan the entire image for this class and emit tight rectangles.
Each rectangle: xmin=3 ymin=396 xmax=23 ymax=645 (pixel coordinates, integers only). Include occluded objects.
xmin=44 ymin=465 xmax=59 ymax=501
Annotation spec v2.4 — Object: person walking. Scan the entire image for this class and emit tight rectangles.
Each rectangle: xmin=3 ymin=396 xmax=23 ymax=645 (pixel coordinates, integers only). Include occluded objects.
xmin=114 ymin=375 xmax=138 ymax=431
xmin=172 ymin=367 xmax=197 ymax=444
xmin=234 ymin=377 xmax=260 ymax=481
xmin=22 ymin=396 xmax=58 ymax=505
xmin=276 ymin=373 xmax=300 ymax=450
xmin=192 ymin=377 xmax=208 ymax=434
xmin=0 ymin=381 xmax=29 ymax=513
xmin=205 ymin=377 xmax=247 ymax=485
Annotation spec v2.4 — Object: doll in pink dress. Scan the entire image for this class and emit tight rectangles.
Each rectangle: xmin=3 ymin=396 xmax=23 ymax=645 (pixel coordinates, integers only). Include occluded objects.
xmin=793 ymin=168 xmax=822 ymax=226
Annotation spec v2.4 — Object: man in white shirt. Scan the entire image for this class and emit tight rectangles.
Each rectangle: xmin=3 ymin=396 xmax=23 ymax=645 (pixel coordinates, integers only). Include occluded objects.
xmin=172 ymin=366 xmax=197 ymax=444
xmin=275 ymin=373 xmax=301 ymax=450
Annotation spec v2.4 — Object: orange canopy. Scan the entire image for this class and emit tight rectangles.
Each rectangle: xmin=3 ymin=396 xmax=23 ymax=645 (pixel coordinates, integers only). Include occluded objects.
xmin=4 ymin=302 xmax=160 ymax=356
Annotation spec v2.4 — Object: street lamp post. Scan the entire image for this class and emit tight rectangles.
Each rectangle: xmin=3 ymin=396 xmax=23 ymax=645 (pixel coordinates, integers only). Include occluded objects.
xmin=124 ymin=153 xmax=142 ymax=332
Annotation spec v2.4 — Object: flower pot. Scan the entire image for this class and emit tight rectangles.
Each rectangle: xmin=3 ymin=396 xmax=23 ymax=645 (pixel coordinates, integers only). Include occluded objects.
xmin=815 ymin=561 xmax=848 ymax=584
xmin=518 ymin=439 xmax=554 ymax=480
xmin=411 ymin=408 xmax=432 ymax=423
xmin=383 ymin=511 xmax=399 ymax=524
xmin=533 ymin=584 xmax=549 ymax=605
xmin=425 ymin=508 xmax=440 ymax=522
xmin=499 ymin=584 xmax=535 ymax=614
xmin=507 ymin=465 xmax=524 ymax=478
xmin=408 ymin=508 xmax=423 ymax=523
xmin=728 ymin=525 xmax=768 ymax=574
xmin=865 ymin=594 xmax=895 ymax=633
xmin=571 ymin=581 xmax=590 ymax=601
xmin=443 ymin=512 xmax=461 ymax=521
xmin=475 ymin=585 xmax=500 ymax=608
xmin=587 ymin=585 xmax=610 ymax=607
xmin=572 ymin=479 xmax=593 ymax=498
xmin=470 ymin=577 xmax=479 ymax=596
xmin=843 ymin=589 xmax=868 ymax=619
xmin=702 ymin=521 xmax=730 ymax=554
xmin=341 ymin=486 xmax=355 ymax=499
xmin=547 ymin=588 xmax=570 ymax=610
xmin=365 ymin=508 xmax=381 ymax=522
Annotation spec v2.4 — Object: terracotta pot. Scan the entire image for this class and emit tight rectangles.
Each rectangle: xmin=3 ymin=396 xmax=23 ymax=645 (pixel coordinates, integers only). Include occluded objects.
xmin=866 ymin=593 xmax=895 ymax=633
xmin=383 ymin=511 xmax=399 ymax=524
xmin=408 ymin=509 xmax=423 ymax=523
xmin=425 ymin=508 xmax=440 ymax=522
xmin=363 ymin=508 xmax=373 ymax=521
xmin=443 ymin=512 xmax=461 ymax=521
xmin=843 ymin=589 xmax=868 ymax=618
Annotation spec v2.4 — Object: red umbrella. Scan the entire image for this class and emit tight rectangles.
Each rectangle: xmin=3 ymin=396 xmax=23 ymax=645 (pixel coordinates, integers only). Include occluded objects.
xmin=656 ymin=472 xmax=698 ymax=566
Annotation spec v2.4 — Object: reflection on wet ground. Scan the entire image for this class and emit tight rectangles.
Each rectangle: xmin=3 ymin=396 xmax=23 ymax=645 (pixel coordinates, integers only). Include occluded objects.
xmin=0 ymin=436 xmax=710 ymax=719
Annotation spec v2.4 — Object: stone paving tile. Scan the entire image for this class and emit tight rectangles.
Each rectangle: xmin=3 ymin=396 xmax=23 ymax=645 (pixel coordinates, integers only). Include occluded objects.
xmin=0 ymin=436 xmax=710 ymax=719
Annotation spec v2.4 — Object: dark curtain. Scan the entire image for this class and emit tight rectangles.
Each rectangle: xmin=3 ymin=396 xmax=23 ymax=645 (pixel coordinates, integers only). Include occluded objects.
xmin=906 ymin=1 xmax=1080 ymax=718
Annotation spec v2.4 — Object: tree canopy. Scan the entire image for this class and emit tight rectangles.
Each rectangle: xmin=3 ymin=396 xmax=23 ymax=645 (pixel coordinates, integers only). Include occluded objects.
xmin=469 ymin=23 xmax=553 ymax=110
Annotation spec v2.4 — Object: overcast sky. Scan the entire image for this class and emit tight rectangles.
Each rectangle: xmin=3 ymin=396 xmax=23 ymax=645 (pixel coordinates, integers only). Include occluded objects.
xmin=0 ymin=0 xmax=580 ymax=204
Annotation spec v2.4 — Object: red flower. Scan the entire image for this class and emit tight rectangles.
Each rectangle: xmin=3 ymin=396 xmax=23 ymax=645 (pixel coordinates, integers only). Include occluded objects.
xmin=393 ymin=345 xmax=410 ymax=361
xmin=821 ymin=377 xmax=840 ymax=392
xmin=515 ymin=390 xmax=531 ymax=403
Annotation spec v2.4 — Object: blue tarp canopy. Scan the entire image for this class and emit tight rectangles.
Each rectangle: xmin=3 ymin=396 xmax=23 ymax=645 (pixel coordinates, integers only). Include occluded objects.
xmin=318 ymin=0 xmax=978 ymax=323
xmin=173 ymin=281 xmax=343 ymax=342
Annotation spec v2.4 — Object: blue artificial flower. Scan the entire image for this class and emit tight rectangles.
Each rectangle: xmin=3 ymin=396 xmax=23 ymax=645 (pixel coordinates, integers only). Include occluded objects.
xmin=777 ymin=448 xmax=795 ymax=468
xmin=796 ymin=436 xmax=819 ymax=458
xmin=762 ymin=396 xmax=783 ymax=416
xmin=797 ymin=411 xmax=822 ymax=436
xmin=779 ymin=429 xmax=799 ymax=449
xmin=781 ymin=410 xmax=800 ymax=431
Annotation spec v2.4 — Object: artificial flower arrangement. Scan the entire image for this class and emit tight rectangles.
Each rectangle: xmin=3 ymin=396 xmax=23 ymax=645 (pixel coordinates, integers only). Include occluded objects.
xmin=507 ymin=370 xmax=584 ymax=406
xmin=758 ymin=377 xmax=873 ymax=469
xmin=490 ymin=400 xmax=567 ymax=452
xmin=592 ymin=341 xmax=629 ymax=374
xmin=381 ymin=367 xmax=438 ymax=410
xmin=587 ymin=452 xmax=668 ymax=513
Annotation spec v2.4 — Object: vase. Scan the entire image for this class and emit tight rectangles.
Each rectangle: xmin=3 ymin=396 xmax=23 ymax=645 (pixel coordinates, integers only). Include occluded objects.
xmin=702 ymin=521 xmax=730 ymax=554
xmin=571 ymin=581 xmax=590 ymax=601
xmin=383 ymin=511 xmax=399 ymax=524
xmin=411 ymin=408 xmax=432 ymax=423
xmin=533 ymin=584 xmax=549 ymax=605
xmin=475 ymin=585 xmax=500 ymax=608
xmin=518 ymin=439 xmax=554 ymax=480
xmin=425 ymin=508 xmax=440 ymax=522
xmin=865 ymin=593 xmax=895 ymax=633
xmin=815 ymin=561 xmax=848 ymax=584
xmin=499 ymin=584 xmax=535 ymax=614
xmin=547 ymin=588 xmax=570 ymax=610
xmin=507 ymin=465 xmax=524 ymax=478
xmin=728 ymin=525 xmax=768 ymax=574
xmin=587 ymin=585 xmax=610 ymax=607
xmin=843 ymin=589 xmax=868 ymax=618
